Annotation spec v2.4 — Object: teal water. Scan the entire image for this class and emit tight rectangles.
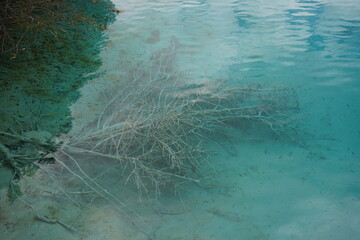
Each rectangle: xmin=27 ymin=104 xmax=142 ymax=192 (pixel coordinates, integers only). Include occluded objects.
xmin=83 ymin=0 xmax=360 ymax=239
xmin=0 ymin=0 xmax=115 ymax=188
xmin=1 ymin=0 xmax=360 ymax=239
xmin=71 ymin=0 xmax=360 ymax=238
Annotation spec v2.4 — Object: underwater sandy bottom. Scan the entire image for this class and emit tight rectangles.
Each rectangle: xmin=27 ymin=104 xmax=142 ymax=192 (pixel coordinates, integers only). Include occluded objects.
xmin=1 ymin=128 xmax=359 ymax=240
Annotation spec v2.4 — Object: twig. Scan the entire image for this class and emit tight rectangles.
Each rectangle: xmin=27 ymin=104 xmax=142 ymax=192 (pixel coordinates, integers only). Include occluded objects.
xmin=34 ymin=214 xmax=77 ymax=233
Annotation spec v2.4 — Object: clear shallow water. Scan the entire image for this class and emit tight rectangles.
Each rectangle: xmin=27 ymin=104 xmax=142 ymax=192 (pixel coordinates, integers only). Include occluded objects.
xmin=103 ymin=0 xmax=360 ymax=151
xmin=95 ymin=0 xmax=360 ymax=239
xmin=1 ymin=0 xmax=360 ymax=239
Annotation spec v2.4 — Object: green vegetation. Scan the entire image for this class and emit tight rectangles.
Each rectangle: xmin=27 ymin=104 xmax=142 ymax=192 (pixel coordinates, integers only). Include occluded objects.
xmin=0 ymin=0 xmax=116 ymax=195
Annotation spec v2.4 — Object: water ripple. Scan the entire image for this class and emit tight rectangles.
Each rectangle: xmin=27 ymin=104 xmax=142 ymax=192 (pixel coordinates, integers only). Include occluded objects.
xmin=109 ymin=0 xmax=360 ymax=85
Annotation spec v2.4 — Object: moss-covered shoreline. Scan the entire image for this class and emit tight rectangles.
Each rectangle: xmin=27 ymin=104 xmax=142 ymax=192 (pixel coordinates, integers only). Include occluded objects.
xmin=0 ymin=0 xmax=116 ymax=192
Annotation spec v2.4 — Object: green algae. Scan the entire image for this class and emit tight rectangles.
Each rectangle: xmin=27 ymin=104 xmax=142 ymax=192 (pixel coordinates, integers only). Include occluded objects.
xmin=0 ymin=0 xmax=116 ymax=192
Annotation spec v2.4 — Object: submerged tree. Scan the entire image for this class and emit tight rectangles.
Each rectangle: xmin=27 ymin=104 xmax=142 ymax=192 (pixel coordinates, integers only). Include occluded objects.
xmin=54 ymin=39 xmax=299 ymax=198
xmin=0 ymin=39 xmax=300 ymax=239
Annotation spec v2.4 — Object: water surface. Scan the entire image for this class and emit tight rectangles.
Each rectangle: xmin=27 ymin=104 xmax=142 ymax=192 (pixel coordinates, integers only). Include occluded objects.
xmin=97 ymin=0 xmax=360 ymax=239
xmin=2 ymin=0 xmax=360 ymax=239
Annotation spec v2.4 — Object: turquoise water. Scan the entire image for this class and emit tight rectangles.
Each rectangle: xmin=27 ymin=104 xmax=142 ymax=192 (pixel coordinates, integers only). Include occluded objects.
xmin=1 ymin=0 xmax=360 ymax=239
xmin=72 ymin=0 xmax=360 ymax=239
xmin=94 ymin=0 xmax=360 ymax=238
xmin=104 ymin=0 xmax=360 ymax=151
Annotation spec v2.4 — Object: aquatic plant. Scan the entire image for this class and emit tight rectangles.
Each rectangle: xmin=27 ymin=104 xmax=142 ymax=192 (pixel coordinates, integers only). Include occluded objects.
xmin=0 ymin=0 xmax=116 ymax=198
